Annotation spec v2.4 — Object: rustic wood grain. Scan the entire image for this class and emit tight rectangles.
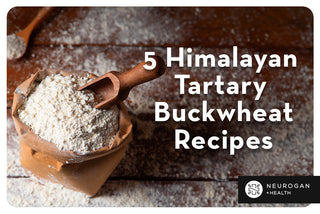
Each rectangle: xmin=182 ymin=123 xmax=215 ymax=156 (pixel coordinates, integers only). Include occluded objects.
xmin=7 ymin=7 xmax=313 ymax=206
xmin=6 ymin=178 xmax=307 ymax=207
xmin=7 ymin=7 xmax=313 ymax=48
xmin=7 ymin=178 xmax=237 ymax=207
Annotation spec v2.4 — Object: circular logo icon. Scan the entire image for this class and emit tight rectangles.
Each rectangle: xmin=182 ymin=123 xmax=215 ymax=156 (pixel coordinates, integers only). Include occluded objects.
xmin=245 ymin=180 xmax=263 ymax=198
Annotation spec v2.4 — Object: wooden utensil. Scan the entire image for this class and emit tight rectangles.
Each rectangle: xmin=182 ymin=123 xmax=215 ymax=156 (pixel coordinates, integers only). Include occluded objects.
xmin=13 ymin=7 xmax=54 ymax=59
xmin=78 ymin=56 xmax=166 ymax=109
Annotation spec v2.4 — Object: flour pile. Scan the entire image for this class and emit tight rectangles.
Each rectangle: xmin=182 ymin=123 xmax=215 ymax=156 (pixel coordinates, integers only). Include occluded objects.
xmin=7 ymin=34 xmax=26 ymax=60
xmin=18 ymin=74 xmax=119 ymax=154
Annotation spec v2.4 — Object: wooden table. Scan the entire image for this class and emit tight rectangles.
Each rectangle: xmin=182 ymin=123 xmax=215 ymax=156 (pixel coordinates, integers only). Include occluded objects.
xmin=7 ymin=7 xmax=313 ymax=207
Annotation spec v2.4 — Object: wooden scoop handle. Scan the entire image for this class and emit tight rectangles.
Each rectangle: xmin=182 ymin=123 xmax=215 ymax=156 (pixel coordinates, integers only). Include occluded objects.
xmin=116 ymin=55 xmax=166 ymax=91
xmin=16 ymin=7 xmax=54 ymax=44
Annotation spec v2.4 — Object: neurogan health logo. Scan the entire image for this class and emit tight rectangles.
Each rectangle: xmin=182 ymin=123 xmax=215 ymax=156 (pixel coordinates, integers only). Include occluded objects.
xmin=238 ymin=176 xmax=320 ymax=203
xmin=245 ymin=180 xmax=263 ymax=198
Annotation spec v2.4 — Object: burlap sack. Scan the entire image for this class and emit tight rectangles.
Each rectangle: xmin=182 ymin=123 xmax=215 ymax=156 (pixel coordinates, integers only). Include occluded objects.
xmin=12 ymin=69 xmax=133 ymax=196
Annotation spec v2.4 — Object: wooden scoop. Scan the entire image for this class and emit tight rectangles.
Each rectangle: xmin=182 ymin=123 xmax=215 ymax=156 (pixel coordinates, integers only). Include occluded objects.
xmin=11 ymin=7 xmax=54 ymax=59
xmin=78 ymin=56 xmax=166 ymax=109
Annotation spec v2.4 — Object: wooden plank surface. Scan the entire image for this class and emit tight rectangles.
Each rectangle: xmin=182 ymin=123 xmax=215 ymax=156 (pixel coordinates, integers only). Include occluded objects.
xmin=7 ymin=7 xmax=313 ymax=48
xmin=6 ymin=178 xmax=307 ymax=207
xmin=7 ymin=7 xmax=313 ymax=206
xmin=7 ymin=178 xmax=237 ymax=207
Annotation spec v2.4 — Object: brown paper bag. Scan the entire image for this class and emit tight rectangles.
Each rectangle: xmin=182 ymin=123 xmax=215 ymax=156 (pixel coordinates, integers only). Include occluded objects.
xmin=12 ymin=69 xmax=133 ymax=196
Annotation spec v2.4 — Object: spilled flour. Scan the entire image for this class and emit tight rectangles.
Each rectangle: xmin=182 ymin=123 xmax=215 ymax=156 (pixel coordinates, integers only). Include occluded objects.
xmin=7 ymin=34 xmax=26 ymax=60
xmin=18 ymin=74 xmax=119 ymax=154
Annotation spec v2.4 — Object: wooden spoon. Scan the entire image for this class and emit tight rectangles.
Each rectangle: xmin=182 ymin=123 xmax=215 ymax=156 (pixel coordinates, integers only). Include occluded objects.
xmin=9 ymin=7 xmax=54 ymax=59
xmin=78 ymin=56 xmax=166 ymax=109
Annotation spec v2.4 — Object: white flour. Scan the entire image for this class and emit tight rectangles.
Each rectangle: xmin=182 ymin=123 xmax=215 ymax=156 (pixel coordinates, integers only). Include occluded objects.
xmin=18 ymin=74 xmax=119 ymax=154
xmin=7 ymin=34 xmax=26 ymax=60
